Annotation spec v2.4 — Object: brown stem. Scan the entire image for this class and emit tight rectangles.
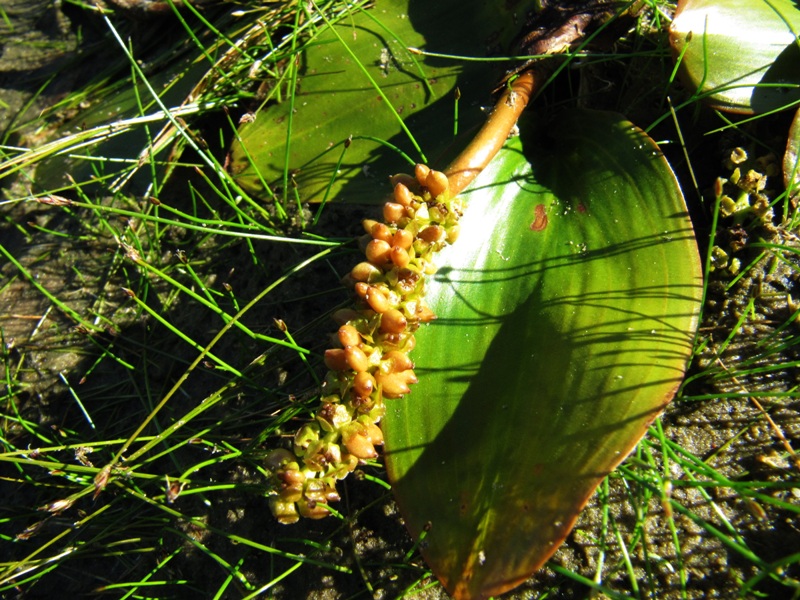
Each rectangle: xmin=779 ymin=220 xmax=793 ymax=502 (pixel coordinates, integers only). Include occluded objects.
xmin=444 ymin=69 xmax=539 ymax=196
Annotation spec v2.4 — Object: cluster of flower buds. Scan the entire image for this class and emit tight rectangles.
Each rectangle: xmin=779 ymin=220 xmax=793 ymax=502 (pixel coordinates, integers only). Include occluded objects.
xmin=266 ymin=164 xmax=463 ymax=523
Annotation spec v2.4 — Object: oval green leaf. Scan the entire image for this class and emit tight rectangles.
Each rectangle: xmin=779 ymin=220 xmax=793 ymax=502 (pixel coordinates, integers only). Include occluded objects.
xmin=228 ymin=0 xmax=538 ymax=204
xmin=669 ymin=0 xmax=800 ymax=113
xmin=382 ymin=109 xmax=703 ymax=600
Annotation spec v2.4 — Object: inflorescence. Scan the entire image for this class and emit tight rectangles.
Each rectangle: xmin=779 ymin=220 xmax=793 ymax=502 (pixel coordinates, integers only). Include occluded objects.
xmin=266 ymin=164 xmax=463 ymax=523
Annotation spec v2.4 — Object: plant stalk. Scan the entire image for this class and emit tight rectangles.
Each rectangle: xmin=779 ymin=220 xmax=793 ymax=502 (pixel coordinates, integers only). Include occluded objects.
xmin=445 ymin=69 xmax=538 ymax=196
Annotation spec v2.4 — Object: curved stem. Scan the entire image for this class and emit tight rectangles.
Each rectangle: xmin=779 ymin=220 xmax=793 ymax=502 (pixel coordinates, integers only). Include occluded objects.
xmin=444 ymin=69 xmax=539 ymax=196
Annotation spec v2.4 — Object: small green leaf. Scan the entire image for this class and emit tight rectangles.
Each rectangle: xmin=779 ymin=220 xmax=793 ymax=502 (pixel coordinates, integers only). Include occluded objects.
xmin=669 ymin=0 xmax=800 ymax=113
xmin=382 ymin=110 xmax=703 ymax=600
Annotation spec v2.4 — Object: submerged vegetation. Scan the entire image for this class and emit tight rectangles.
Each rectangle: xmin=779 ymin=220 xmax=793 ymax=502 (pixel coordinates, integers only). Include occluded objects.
xmin=0 ymin=0 xmax=798 ymax=598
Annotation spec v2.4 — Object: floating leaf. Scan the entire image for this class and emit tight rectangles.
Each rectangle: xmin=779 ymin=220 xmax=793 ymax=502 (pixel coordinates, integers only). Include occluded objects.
xmin=228 ymin=0 xmax=539 ymax=204
xmin=669 ymin=0 xmax=800 ymax=113
xmin=382 ymin=109 xmax=703 ymax=599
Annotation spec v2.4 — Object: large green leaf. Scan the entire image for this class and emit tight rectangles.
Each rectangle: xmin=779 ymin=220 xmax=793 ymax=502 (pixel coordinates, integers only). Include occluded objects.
xmin=669 ymin=0 xmax=800 ymax=113
xmin=382 ymin=110 xmax=703 ymax=599
xmin=228 ymin=0 xmax=538 ymax=204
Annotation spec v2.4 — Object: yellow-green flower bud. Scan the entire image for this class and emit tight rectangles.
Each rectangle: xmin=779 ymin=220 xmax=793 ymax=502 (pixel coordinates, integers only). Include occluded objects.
xmin=341 ymin=422 xmax=378 ymax=460
xmin=324 ymin=348 xmax=349 ymax=371
xmin=390 ymin=245 xmax=411 ymax=268
xmin=338 ymin=324 xmax=361 ymax=348
xmin=297 ymin=497 xmax=329 ymax=519
xmin=365 ymin=286 xmax=391 ymax=313
xmin=446 ymin=224 xmax=460 ymax=244
xmin=383 ymin=202 xmax=406 ymax=224
xmin=344 ymin=345 xmax=369 ymax=373
xmin=353 ymin=371 xmax=376 ymax=398
xmin=414 ymin=163 xmax=430 ymax=187
xmin=275 ymin=467 xmax=305 ymax=503
xmin=380 ymin=308 xmax=408 ymax=334
xmin=350 ymin=261 xmax=382 ymax=283
xmin=375 ymin=369 xmax=417 ymax=398
xmin=393 ymin=182 xmax=414 ymax=206
xmin=316 ymin=402 xmax=351 ymax=432
xmin=362 ymin=218 xmax=380 ymax=234
xmin=390 ymin=172 xmax=418 ymax=192
xmin=366 ymin=239 xmax=392 ymax=266
xmin=392 ymin=228 xmax=414 ymax=250
xmin=293 ymin=423 xmax=320 ymax=456
xmin=371 ymin=221 xmax=393 ymax=243
xmin=426 ymin=169 xmax=449 ymax=198
xmin=269 ymin=496 xmax=300 ymax=524
xmin=304 ymin=477 xmax=340 ymax=504
xmin=380 ymin=350 xmax=414 ymax=374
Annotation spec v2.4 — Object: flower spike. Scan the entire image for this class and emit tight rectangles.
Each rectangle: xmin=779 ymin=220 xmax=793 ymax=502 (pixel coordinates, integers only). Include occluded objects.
xmin=266 ymin=166 xmax=463 ymax=522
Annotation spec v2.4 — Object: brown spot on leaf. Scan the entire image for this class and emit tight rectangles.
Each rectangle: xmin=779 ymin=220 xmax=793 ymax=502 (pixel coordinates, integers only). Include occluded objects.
xmin=530 ymin=204 xmax=548 ymax=231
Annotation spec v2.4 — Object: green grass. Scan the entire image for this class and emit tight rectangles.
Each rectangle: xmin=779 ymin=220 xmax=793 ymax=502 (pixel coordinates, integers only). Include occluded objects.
xmin=1 ymin=0 xmax=799 ymax=598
